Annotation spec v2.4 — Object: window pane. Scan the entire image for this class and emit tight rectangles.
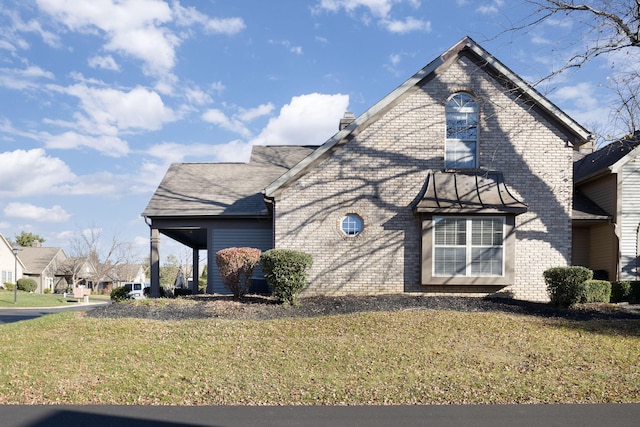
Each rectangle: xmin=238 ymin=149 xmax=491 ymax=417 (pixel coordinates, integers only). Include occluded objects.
xmin=434 ymin=247 xmax=466 ymax=275
xmin=446 ymin=113 xmax=477 ymax=140
xmin=434 ymin=218 xmax=466 ymax=245
xmin=341 ymin=214 xmax=363 ymax=236
xmin=472 ymin=218 xmax=503 ymax=246
xmin=445 ymin=141 xmax=476 ymax=169
xmin=471 ymin=247 xmax=503 ymax=275
xmin=446 ymin=93 xmax=478 ymax=169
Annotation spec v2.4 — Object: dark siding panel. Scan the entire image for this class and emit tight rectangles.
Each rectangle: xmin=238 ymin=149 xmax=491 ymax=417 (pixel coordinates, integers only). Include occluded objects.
xmin=212 ymin=228 xmax=273 ymax=294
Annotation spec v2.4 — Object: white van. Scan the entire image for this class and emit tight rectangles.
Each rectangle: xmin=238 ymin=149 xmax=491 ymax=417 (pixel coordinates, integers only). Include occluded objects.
xmin=123 ymin=282 xmax=148 ymax=299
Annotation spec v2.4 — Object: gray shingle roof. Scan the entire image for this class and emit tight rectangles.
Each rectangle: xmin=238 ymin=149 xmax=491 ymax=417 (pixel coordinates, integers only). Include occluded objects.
xmin=18 ymin=247 xmax=65 ymax=275
xmin=574 ymin=131 xmax=640 ymax=182
xmin=143 ymin=145 xmax=317 ymax=218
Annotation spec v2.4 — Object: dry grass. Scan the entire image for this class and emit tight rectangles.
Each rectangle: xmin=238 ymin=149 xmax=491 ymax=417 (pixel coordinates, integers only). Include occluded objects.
xmin=0 ymin=306 xmax=639 ymax=405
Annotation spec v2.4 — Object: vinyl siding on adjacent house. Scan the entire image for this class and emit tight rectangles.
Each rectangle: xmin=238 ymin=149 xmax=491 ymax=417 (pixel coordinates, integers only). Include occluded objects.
xmin=579 ymin=175 xmax=617 ymax=219
xmin=619 ymin=156 xmax=640 ymax=280
xmin=589 ymin=223 xmax=617 ymax=280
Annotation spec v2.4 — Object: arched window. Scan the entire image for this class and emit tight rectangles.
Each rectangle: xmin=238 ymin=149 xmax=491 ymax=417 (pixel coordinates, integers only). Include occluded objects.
xmin=445 ymin=93 xmax=478 ymax=168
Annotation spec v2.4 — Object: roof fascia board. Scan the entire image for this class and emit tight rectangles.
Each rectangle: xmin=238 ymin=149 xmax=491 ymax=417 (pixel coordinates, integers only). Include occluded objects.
xmin=264 ymin=39 xmax=469 ymax=198
xmin=465 ymin=41 xmax=591 ymax=144
xmin=610 ymin=144 xmax=640 ymax=173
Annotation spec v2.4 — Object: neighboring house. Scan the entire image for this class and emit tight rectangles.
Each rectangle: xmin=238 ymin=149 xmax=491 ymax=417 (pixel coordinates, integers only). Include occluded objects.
xmin=0 ymin=234 xmax=25 ymax=286
xmin=144 ymin=37 xmax=592 ymax=301
xmin=18 ymin=245 xmax=69 ymax=293
xmin=104 ymin=263 xmax=147 ymax=290
xmin=60 ymin=256 xmax=98 ymax=290
xmin=573 ymin=131 xmax=640 ymax=281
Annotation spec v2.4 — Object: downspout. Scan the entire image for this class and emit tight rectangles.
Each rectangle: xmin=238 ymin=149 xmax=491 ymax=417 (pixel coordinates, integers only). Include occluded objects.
xmin=263 ymin=193 xmax=276 ymax=249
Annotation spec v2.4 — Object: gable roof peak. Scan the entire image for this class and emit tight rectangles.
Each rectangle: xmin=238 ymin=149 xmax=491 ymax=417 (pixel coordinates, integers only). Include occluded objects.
xmin=264 ymin=36 xmax=591 ymax=198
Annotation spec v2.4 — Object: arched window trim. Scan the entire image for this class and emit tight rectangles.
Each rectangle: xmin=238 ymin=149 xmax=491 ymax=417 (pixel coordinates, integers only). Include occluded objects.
xmin=445 ymin=92 xmax=479 ymax=169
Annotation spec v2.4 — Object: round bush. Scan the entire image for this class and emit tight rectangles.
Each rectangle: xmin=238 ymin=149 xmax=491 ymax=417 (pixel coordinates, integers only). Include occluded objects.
xmin=543 ymin=266 xmax=593 ymax=308
xmin=260 ymin=249 xmax=312 ymax=306
xmin=17 ymin=278 xmax=37 ymax=293
xmin=110 ymin=286 xmax=129 ymax=302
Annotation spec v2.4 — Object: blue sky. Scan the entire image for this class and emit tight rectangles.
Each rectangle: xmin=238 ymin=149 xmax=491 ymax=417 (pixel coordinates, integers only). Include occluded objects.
xmin=0 ymin=0 xmax=630 ymax=261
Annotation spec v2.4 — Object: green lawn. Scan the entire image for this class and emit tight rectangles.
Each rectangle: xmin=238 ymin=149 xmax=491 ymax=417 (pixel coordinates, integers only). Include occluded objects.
xmin=0 ymin=308 xmax=638 ymax=405
xmin=0 ymin=289 xmax=81 ymax=307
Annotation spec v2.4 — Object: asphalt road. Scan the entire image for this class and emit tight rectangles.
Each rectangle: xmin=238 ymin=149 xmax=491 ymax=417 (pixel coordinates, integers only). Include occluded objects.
xmin=0 ymin=404 xmax=639 ymax=427
xmin=0 ymin=302 xmax=107 ymax=324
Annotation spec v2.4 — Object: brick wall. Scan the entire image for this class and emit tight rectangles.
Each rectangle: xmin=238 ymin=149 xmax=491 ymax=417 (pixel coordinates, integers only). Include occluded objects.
xmin=274 ymin=54 xmax=575 ymax=302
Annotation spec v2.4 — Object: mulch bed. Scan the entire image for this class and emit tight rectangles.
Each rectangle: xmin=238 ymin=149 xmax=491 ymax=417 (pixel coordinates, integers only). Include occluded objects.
xmin=85 ymin=294 xmax=640 ymax=322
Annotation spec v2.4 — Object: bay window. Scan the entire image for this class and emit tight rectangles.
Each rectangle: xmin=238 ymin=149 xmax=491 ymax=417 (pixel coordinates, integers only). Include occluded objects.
xmin=433 ymin=217 xmax=504 ymax=277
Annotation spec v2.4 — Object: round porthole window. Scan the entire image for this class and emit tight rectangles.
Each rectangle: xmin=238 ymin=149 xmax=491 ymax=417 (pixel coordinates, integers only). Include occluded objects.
xmin=341 ymin=214 xmax=363 ymax=236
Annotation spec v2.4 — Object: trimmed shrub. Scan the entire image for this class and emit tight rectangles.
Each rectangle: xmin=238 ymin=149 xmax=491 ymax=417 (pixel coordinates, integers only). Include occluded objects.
xmin=3 ymin=282 xmax=14 ymax=291
xmin=260 ymin=249 xmax=313 ymax=306
xmin=611 ymin=281 xmax=632 ymax=303
xmin=543 ymin=266 xmax=593 ymax=308
xmin=581 ymin=280 xmax=611 ymax=303
xmin=17 ymin=278 xmax=37 ymax=293
xmin=174 ymin=288 xmax=193 ymax=297
xmin=216 ymin=247 xmax=262 ymax=297
xmin=110 ymin=286 xmax=129 ymax=302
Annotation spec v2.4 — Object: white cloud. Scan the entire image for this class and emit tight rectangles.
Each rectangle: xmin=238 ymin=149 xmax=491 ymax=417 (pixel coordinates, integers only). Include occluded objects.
xmin=316 ymin=0 xmax=396 ymax=18
xmin=88 ymin=55 xmax=121 ymax=71
xmin=62 ymin=84 xmax=176 ymax=132
xmin=553 ymin=82 xmax=599 ymax=110
xmin=0 ymin=65 xmax=55 ymax=90
xmin=315 ymin=0 xmax=426 ymax=32
xmin=184 ymin=87 xmax=213 ymax=106
xmin=202 ymin=109 xmax=251 ymax=137
xmin=3 ymin=202 xmax=71 ymax=223
xmin=36 ymin=0 xmax=245 ymax=77
xmin=476 ymin=0 xmax=504 ymax=15
xmin=250 ymin=93 xmax=349 ymax=146
xmin=44 ymin=131 xmax=130 ymax=157
xmin=0 ymin=149 xmax=76 ymax=197
xmin=237 ymin=103 xmax=275 ymax=122
xmin=380 ymin=16 xmax=430 ymax=33
xmin=172 ymin=2 xmax=245 ymax=35
xmin=269 ymin=40 xmax=304 ymax=55
xmin=37 ymin=0 xmax=175 ymax=75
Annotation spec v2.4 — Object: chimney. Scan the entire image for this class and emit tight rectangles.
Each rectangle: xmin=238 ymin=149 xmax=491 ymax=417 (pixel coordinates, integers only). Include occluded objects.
xmin=339 ymin=111 xmax=355 ymax=130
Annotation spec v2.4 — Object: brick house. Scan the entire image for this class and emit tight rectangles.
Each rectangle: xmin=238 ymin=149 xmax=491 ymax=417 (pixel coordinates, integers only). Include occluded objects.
xmin=144 ymin=37 xmax=591 ymax=301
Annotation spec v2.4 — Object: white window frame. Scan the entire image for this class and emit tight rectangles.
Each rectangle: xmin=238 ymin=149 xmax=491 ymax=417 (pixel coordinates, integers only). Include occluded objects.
xmin=2 ymin=270 xmax=13 ymax=284
xmin=445 ymin=93 xmax=479 ymax=169
xmin=433 ymin=216 xmax=505 ymax=277
xmin=341 ymin=214 xmax=364 ymax=237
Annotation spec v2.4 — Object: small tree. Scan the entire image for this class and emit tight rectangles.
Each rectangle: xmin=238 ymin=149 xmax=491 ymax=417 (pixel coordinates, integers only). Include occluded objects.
xmin=15 ymin=231 xmax=45 ymax=247
xmin=260 ymin=249 xmax=313 ymax=306
xmin=216 ymin=247 xmax=262 ymax=297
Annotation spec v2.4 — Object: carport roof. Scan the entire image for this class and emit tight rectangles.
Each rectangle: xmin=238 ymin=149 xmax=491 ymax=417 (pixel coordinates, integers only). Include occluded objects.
xmin=142 ymin=146 xmax=317 ymax=218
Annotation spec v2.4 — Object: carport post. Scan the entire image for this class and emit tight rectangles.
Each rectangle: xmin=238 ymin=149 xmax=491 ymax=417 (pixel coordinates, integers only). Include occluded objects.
xmin=150 ymin=228 xmax=161 ymax=298
xmin=192 ymin=247 xmax=199 ymax=295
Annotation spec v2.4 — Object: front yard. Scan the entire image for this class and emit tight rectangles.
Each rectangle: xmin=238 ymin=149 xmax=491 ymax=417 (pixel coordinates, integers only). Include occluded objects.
xmin=0 ymin=294 xmax=638 ymax=405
